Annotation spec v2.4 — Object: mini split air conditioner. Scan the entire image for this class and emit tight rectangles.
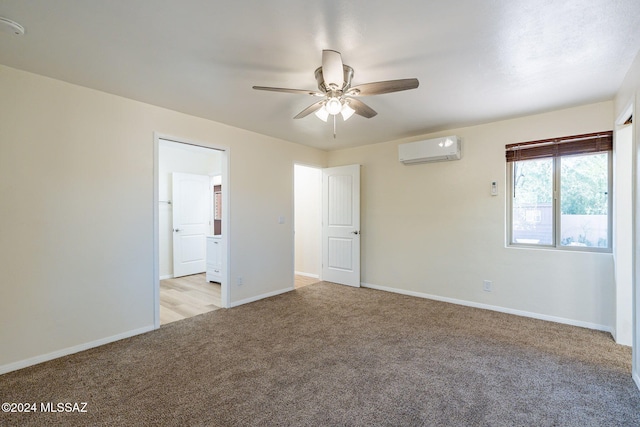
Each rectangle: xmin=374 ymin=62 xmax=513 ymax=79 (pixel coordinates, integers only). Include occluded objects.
xmin=398 ymin=136 xmax=462 ymax=164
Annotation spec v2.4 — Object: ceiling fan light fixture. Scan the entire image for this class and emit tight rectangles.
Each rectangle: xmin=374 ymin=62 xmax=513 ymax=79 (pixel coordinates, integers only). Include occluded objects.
xmin=314 ymin=106 xmax=329 ymax=122
xmin=325 ymin=97 xmax=342 ymax=115
xmin=341 ymin=102 xmax=355 ymax=121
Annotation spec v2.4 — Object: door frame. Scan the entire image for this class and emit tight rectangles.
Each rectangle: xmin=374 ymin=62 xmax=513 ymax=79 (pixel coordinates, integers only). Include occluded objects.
xmin=153 ymin=133 xmax=230 ymax=329
xmin=625 ymin=100 xmax=640 ymax=390
xmin=616 ymin=101 xmax=639 ymax=389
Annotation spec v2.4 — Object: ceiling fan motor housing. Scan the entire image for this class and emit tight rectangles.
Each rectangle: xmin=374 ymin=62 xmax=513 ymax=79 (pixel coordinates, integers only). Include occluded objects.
xmin=314 ymin=65 xmax=354 ymax=93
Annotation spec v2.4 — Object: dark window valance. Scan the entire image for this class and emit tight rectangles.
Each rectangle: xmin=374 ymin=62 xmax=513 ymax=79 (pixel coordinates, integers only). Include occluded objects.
xmin=505 ymin=131 xmax=613 ymax=163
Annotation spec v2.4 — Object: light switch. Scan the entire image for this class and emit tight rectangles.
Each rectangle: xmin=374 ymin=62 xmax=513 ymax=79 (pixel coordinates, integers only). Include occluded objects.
xmin=490 ymin=181 xmax=498 ymax=196
xmin=278 ymin=216 xmax=285 ymax=224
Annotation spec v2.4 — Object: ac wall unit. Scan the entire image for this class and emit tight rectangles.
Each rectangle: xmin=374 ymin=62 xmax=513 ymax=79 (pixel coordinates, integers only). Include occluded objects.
xmin=398 ymin=136 xmax=462 ymax=164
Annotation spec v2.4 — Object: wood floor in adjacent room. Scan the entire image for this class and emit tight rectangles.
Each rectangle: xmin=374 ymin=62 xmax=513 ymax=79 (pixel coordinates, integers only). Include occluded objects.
xmin=294 ymin=274 xmax=320 ymax=289
xmin=160 ymin=274 xmax=221 ymax=325
xmin=160 ymin=274 xmax=320 ymax=325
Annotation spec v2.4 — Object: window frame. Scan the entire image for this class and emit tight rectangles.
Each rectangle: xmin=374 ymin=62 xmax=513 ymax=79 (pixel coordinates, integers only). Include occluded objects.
xmin=506 ymin=136 xmax=613 ymax=253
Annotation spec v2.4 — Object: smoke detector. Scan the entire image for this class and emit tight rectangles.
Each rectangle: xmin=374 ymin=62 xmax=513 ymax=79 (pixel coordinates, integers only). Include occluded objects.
xmin=0 ymin=17 xmax=25 ymax=36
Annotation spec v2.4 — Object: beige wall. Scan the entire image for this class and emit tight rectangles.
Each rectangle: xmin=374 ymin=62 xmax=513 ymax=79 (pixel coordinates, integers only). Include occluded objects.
xmin=615 ymin=49 xmax=640 ymax=119
xmin=0 ymin=65 xmax=327 ymax=372
xmin=328 ymin=101 xmax=615 ymax=329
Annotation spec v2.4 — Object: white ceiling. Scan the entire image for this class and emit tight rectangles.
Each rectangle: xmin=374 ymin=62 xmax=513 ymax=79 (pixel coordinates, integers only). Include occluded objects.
xmin=0 ymin=1 xmax=639 ymax=150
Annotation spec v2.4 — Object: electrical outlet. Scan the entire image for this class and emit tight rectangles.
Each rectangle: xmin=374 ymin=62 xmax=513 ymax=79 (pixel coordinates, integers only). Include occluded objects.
xmin=237 ymin=277 xmax=243 ymax=286
xmin=483 ymin=280 xmax=492 ymax=292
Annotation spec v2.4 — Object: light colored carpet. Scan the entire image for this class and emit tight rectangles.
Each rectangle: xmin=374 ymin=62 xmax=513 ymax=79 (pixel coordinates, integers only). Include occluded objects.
xmin=1 ymin=282 xmax=637 ymax=426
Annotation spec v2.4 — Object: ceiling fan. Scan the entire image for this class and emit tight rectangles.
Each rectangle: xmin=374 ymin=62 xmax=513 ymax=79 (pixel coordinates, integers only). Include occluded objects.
xmin=253 ymin=50 xmax=419 ymax=137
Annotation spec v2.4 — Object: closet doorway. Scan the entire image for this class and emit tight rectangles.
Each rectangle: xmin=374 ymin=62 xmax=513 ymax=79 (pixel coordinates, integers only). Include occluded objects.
xmin=293 ymin=164 xmax=322 ymax=289
xmin=154 ymin=137 xmax=229 ymax=327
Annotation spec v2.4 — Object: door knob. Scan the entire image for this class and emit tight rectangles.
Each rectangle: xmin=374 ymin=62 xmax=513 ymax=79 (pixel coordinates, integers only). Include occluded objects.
xmin=173 ymin=228 xmax=181 ymax=232
xmin=351 ymin=230 xmax=360 ymax=235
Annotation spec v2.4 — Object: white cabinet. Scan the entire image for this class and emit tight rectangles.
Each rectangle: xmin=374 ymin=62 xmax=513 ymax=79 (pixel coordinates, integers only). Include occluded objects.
xmin=206 ymin=236 xmax=223 ymax=283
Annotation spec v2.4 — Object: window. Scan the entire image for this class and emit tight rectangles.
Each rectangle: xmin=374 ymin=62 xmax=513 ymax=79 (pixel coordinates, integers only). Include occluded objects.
xmin=506 ymin=131 xmax=612 ymax=252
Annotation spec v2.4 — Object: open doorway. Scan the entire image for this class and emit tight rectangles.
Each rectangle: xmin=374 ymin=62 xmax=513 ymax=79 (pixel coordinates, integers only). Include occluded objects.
xmin=154 ymin=137 xmax=229 ymax=327
xmin=294 ymin=164 xmax=322 ymax=289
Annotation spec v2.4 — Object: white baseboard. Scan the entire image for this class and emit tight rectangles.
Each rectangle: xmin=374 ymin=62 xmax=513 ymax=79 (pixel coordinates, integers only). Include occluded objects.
xmin=0 ymin=325 xmax=155 ymax=375
xmin=159 ymin=274 xmax=173 ymax=280
xmin=611 ymin=328 xmax=633 ymax=347
xmin=294 ymin=271 xmax=319 ymax=279
xmin=634 ymin=371 xmax=640 ymax=392
xmin=612 ymin=327 xmax=633 ymax=347
xmin=229 ymin=287 xmax=294 ymax=308
xmin=361 ymin=282 xmax=612 ymax=334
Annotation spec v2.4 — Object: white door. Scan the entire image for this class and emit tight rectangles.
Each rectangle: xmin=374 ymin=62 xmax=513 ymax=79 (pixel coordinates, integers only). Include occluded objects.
xmin=172 ymin=172 xmax=210 ymax=278
xmin=322 ymin=164 xmax=361 ymax=287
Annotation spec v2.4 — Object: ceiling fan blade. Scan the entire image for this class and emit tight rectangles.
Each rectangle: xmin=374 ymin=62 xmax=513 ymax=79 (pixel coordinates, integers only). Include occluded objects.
xmin=252 ymin=86 xmax=323 ymax=96
xmin=347 ymin=78 xmax=419 ymax=96
xmin=322 ymin=50 xmax=344 ymax=90
xmin=293 ymin=100 xmax=325 ymax=119
xmin=346 ymin=98 xmax=377 ymax=118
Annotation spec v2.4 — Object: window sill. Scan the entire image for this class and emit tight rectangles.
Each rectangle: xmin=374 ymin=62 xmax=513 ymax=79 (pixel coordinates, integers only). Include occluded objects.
xmin=506 ymin=243 xmax=612 ymax=254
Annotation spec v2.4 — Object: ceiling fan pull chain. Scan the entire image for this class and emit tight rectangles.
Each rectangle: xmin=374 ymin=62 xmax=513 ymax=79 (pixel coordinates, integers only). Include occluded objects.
xmin=333 ymin=115 xmax=337 ymax=139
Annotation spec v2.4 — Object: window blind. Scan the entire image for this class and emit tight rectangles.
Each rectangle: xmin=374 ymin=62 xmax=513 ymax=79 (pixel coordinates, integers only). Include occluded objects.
xmin=505 ymin=131 xmax=613 ymax=163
